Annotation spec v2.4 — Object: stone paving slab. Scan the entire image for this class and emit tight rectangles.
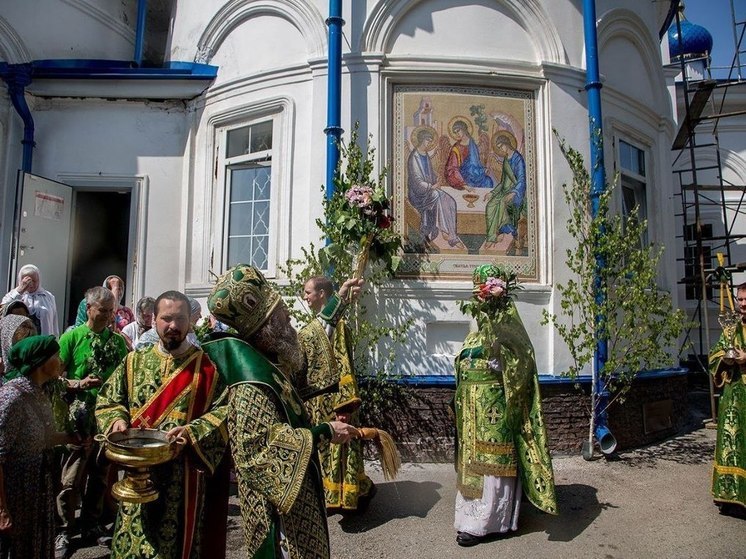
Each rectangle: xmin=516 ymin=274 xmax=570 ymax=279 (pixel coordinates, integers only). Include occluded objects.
xmin=72 ymin=427 xmax=744 ymax=559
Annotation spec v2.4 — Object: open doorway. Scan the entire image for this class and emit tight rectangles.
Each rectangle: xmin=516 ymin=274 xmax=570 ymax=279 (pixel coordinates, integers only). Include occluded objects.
xmin=66 ymin=190 xmax=132 ymax=327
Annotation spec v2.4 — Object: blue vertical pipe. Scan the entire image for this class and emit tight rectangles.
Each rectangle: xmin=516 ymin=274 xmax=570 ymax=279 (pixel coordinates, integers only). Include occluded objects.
xmin=583 ymin=0 xmax=616 ymax=453
xmin=3 ymin=64 xmax=34 ymax=172
xmin=324 ymin=0 xmax=344 ymax=202
xmin=133 ymin=0 xmax=148 ymax=67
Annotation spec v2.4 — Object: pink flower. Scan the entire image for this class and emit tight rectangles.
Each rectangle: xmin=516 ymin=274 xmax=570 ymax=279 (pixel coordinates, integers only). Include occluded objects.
xmin=484 ymin=277 xmax=507 ymax=298
xmin=345 ymin=185 xmax=374 ymax=209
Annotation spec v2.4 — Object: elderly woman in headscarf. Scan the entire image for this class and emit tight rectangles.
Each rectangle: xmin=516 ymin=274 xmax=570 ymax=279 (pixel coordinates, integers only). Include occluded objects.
xmin=121 ymin=296 xmax=155 ymax=348
xmin=0 ymin=315 xmax=37 ymax=383
xmin=0 ymin=336 xmax=76 ymax=559
xmin=0 ymin=300 xmax=30 ymax=319
xmin=2 ymin=265 xmax=59 ymax=337
xmin=74 ymin=275 xmax=134 ymax=333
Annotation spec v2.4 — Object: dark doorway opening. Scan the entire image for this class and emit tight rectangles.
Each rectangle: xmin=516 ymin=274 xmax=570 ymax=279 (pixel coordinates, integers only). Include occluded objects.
xmin=66 ymin=190 xmax=132 ymax=327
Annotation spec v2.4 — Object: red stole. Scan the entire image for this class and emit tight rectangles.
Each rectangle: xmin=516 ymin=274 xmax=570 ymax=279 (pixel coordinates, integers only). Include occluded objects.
xmin=131 ymin=348 xmax=218 ymax=559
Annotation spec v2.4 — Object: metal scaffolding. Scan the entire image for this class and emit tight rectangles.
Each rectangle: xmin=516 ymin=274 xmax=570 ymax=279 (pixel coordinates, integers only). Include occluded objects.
xmin=672 ymin=2 xmax=746 ymax=381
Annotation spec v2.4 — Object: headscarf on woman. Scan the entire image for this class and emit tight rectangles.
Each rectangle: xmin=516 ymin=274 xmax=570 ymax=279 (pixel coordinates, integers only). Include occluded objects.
xmin=1 ymin=265 xmax=59 ymax=337
xmin=0 ymin=315 xmax=37 ymax=383
xmin=103 ymin=275 xmax=135 ymax=331
xmin=0 ymin=300 xmax=30 ymax=318
xmin=7 ymin=335 xmax=60 ymax=378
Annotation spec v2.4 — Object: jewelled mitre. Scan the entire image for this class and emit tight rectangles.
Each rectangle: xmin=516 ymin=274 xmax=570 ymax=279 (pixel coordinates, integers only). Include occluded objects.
xmin=208 ymin=264 xmax=281 ymax=338
xmin=472 ymin=263 xmax=501 ymax=285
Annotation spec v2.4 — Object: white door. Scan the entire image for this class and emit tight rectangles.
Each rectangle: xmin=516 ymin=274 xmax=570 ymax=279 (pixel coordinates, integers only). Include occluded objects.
xmin=11 ymin=172 xmax=73 ymax=333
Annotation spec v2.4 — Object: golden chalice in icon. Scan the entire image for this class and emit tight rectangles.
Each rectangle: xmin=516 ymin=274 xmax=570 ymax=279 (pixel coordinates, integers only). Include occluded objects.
xmin=95 ymin=428 xmax=183 ymax=503
xmin=462 ymin=193 xmax=479 ymax=208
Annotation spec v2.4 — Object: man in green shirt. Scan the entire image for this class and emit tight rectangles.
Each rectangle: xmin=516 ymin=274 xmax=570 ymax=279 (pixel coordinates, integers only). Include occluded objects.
xmin=55 ymin=286 xmax=128 ymax=559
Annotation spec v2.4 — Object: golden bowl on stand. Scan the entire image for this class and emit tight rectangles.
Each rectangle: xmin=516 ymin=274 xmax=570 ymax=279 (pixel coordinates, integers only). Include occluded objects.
xmin=462 ymin=193 xmax=479 ymax=208
xmin=95 ymin=428 xmax=182 ymax=504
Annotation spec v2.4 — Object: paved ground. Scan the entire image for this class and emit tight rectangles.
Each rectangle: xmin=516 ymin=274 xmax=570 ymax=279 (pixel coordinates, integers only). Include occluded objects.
xmin=72 ymin=426 xmax=744 ymax=559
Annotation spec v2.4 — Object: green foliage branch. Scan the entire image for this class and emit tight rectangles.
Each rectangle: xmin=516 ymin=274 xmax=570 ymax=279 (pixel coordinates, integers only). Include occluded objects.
xmin=542 ymin=132 xmax=689 ymax=417
xmin=279 ymin=124 xmax=412 ymax=422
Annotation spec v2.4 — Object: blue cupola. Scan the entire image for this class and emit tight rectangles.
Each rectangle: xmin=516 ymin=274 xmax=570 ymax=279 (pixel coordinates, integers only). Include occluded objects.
xmin=668 ymin=5 xmax=713 ymax=60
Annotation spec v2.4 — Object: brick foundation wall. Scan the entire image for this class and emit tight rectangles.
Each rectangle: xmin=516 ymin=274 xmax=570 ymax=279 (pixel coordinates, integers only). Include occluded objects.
xmin=361 ymin=374 xmax=689 ymax=462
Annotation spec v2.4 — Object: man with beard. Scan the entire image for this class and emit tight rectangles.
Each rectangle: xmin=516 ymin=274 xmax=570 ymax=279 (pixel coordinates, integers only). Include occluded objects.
xmin=95 ymin=290 xmax=229 ymax=559
xmin=203 ymin=265 xmax=357 ymax=559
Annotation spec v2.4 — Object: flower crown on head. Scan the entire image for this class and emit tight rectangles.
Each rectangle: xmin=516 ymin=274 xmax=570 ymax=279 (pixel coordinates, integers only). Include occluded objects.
xmin=459 ymin=263 xmax=520 ymax=319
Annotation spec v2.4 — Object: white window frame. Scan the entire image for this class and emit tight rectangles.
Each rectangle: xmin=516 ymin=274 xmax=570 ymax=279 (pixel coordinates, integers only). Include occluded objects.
xmin=616 ymin=136 xmax=650 ymax=247
xmin=211 ymin=98 xmax=293 ymax=279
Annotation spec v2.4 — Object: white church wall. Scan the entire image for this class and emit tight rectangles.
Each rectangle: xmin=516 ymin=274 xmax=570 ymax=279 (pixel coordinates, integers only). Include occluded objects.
xmin=0 ymin=1 xmax=135 ymax=61
xmin=358 ymin=0 xmax=572 ymax=377
xmin=0 ymin=0 xmax=680 ymax=379
xmin=24 ymin=98 xmax=189 ymax=306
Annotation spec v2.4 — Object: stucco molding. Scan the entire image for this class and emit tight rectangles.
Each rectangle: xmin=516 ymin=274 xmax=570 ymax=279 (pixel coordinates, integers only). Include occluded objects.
xmin=196 ymin=0 xmax=327 ymax=64
xmin=673 ymin=148 xmax=746 ymax=186
xmin=61 ymin=0 xmax=134 ymax=43
xmin=0 ymin=15 xmax=31 ymax=63
xmin=360 ymin=0 xmax=566 ymax=65
xmin=597 ymin=8 xmax=669 ymax=114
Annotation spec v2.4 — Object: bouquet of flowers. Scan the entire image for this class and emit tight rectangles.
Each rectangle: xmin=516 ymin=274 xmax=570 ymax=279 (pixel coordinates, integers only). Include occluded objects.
xmin=319 ymin=125 xmax=402 ymax=279
xmin=459 ymin=264 xmax=520 ymax=319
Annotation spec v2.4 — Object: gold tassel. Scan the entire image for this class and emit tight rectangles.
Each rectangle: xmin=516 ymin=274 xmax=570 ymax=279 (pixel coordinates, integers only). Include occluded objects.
xmin=356 ymin=427 xmax=401 ymax=481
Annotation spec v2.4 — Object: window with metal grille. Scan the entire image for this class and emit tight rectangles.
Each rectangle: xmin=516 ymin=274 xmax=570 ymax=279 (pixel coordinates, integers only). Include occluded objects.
xmin=222 ymin=120 xmax=273 ymax=271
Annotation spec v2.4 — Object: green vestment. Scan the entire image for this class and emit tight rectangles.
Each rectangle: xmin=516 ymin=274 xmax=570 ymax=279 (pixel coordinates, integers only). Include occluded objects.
xmin=709 ymin=325 xmax=746 ymax=508
xmin=202 ymin=336 xmax=330 ymax=559
xmin=485 ymin=157 xmax=522 ymax=243
xmin=300 ymin=317 xmax=372 ymax=511
xmin=455 ymin=302 xmax=557 ymax=515
xmin=95 ymin=344 xmax=229 ymax=559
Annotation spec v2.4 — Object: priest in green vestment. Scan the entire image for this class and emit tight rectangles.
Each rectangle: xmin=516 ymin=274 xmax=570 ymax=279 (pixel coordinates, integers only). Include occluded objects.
xmin=709 ymin=282 xmax=746 ymax=515
xmin=95 ymin=291 xmax=229 ymax=559
xmin=299 ymin=276 xmax=374 ymax=512
xmin=204 ymin=264 xmax=358 ymax=559
xmin=454 ymin=264 xmax=557 ymax=547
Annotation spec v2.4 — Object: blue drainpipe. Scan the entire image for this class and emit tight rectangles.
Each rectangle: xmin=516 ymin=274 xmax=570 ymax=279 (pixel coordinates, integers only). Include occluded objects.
xmin=2 ymin=64 xmax=35 ymax=173
xmin=583 ymin=0 xmax=617 ymax=456
xmin=133 ymin=0 xmax=148 ymax=67
xmin=324 ymin=0 xmax=344 ymax=204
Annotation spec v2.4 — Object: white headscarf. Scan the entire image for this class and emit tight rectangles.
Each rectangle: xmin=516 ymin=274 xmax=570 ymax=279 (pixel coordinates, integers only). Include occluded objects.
xmin=1 ymin=264 xmax=59 ymax=337
xmin=102 ymin=275 xmax=125 ymax=304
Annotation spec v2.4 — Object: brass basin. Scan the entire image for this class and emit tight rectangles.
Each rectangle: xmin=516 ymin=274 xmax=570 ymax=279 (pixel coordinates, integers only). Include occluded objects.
xmin=96 ymin=428 xmax=182 ymax=503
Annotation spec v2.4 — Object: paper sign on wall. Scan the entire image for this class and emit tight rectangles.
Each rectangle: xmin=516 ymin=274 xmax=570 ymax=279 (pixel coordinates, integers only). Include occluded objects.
xmin=34 ymin=191 xmax=64 ymax=221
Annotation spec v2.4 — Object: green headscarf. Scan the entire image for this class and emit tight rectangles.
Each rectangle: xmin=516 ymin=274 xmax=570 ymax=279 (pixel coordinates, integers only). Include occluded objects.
xmin=7 ymin=335 xmax=59 ymax=377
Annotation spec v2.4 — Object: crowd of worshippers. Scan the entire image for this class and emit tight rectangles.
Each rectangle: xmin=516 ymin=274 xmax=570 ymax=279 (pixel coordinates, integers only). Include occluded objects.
xmin=1 ymin=261 xmax=742 ymax=559
xmin=0 ymin=263 xmax=378 ymax=559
